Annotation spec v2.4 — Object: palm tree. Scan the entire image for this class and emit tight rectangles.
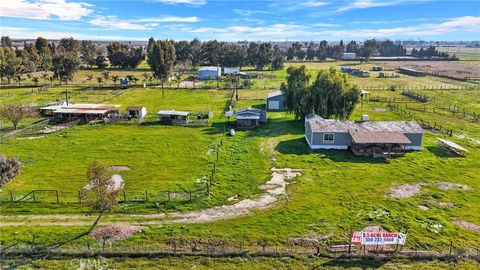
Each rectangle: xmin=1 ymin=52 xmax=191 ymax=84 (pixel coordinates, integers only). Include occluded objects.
xmin=86 ymin=74 xmax=94 ymax=85
xmin=15 ymin=75 xmax=24 ymax=87
xmin=47 ymin=76 xmax=54 ymax=87
xmin=96 ymin=77 xmax=103 ymax=87
xmin=142 ymin=72 xmax=151 ymax=86
xmin=132 ymin=77 xmax=139 ymax=85
xmin=111 ymin=75 xmax=119 ymax=86
xmin=32 ymin=77 xmax=39 ymax=86
xmin=41 ymin=72 xmax=49 ymax=85
xmin=101 ymin=70 xmax=110 ymax=85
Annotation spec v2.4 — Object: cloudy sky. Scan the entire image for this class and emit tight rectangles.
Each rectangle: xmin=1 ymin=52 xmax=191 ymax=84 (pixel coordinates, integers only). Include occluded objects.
xmin=1 ymin=0 xmax=479 ymax=41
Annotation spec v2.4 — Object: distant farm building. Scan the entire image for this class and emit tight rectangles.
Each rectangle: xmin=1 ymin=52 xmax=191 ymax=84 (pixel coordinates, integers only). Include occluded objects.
xmin=198 ymin=66 xmax=221 ymax=80
xmin=372 ymin=66 xmax=383 ymax=71
xmin=234 ymin=108 xmax=267 ymax=129
xmin=223 ymin=67 xmax=240 ymax=75
xmin=39 ymin=103 xmax=120 ymax=123
xmin=157 ymin=110 xmax=189 ymax=125
xmin=342 ymin=53 xmax=356 ymax=60
xmin=266 ymin=91 xmax=287 ymax=111
xmin=126 ymin=106 xmax=147 ymax=118
xmin=305 ymin=115 xmax=424 ymax=158
xmin=399 ymin=67 xmax=426 ymax=77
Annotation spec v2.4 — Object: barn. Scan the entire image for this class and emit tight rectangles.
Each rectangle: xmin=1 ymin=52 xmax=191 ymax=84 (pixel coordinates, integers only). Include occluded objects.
xmin=198 ymin=66 xmax=221 ymax=80
xmin=266 ymin=91 xmax=287 ymax=111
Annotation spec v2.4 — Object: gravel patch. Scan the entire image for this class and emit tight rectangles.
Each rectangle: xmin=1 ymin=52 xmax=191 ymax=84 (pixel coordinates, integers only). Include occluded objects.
xmin=387 ymin=183 xmax=425 ymax=198
xmin=106 ymin=166 xmax=131 ymax=171
xmin=437 ymin=182 xmax=471 ymax=191
xmin=452 ymin=219 xmax=480 ymax=233
xmin=418 ymin=205 xmax=429 ymax=210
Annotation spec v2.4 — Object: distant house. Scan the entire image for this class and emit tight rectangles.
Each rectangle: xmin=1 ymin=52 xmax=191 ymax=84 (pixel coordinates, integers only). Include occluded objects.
xmin=198 ymin=66 xmax=221 ymax=80
xmin=223 ymin=67 xmax=240 ymax=75
xmin=234 ymin=108 xmax=267 ymax=129
xmin=126 ymin=106 xmax=147 ymax=118
xmin=342 ymin=53 xmax=356 ymax=60
xmin=340 ymin=66 xmax=351 ymax=72
xmin=372 ymin=66 xmax=383 ymax=71
xmin=399 ymin=67 xmax=425 ymax=77
xmin=305 ymin=115 xmax=424 ymax=157
xmin=266 ymin=91 xmax=287 ymax=111
xmin=157 ymin=110 xmax=189 ymax=125
xmin=39 ymin=103 xmax=120 ymax=122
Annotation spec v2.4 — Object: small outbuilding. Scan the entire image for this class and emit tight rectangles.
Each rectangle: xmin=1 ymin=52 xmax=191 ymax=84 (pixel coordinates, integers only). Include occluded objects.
xmin=223 ymin=67 xmax=240 ymax=75
xmin=399 ymin=67 xmax=425 ymax=77
xmin=266 ymin=91 xmax=287 ymax=111
xmin=126 ymin=106 xmax=147 ymax=118
xmin=198 ymin=66 xmax=221 ymax=80
xmin=234 ymin=108 xmax=267 ymax=129
xmin=157 ymin=110 xmax=189 ymax=125
xmin=39 ymin=103 xmax=121 ymax=123
xmin=342 ymin=53 xmax=356 ymax=60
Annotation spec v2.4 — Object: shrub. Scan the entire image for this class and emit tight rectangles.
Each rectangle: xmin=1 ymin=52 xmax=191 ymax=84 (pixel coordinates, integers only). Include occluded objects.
xmin=0 ymin=155 xmax=21 ymax=187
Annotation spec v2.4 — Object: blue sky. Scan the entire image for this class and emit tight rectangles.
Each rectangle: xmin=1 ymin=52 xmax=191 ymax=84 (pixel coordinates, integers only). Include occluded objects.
xmin=1 ymin=0 xmax=479 ymax=41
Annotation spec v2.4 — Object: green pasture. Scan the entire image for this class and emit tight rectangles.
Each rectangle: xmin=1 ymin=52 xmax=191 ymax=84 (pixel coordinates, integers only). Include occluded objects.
xmin=0 ymin=61 xmax=479 ymax=252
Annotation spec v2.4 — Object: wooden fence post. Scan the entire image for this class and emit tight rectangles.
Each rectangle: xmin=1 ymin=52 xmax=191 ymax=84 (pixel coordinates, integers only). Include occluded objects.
xmin=56 ymin=190 xmax=59 ymax=203
xmin=32 ymin=190 xmax=36 ymax=202
xmin=123 ymin=190 xmax=127 ymax=202
xmin=348 ymin=226 xmax=353 ymax=255
xmin=10 ymin=190 xmax=13 ymax=202
xmin=145 ymin=190 xmax=148 ymax=202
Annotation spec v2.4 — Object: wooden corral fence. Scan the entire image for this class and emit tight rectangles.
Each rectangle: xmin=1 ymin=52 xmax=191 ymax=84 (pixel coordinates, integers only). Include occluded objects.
xmin=401 ymin=90 xmax=434 ymax=103
xmin=359 ymin=84 xmax=479 ymax=91
xmin=387 ymin=103 xmax=454 ymax=136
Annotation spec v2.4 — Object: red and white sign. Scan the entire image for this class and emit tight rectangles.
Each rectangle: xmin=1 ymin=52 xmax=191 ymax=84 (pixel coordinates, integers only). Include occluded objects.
xmin=351 ymin=231 xmax=407 ymax=245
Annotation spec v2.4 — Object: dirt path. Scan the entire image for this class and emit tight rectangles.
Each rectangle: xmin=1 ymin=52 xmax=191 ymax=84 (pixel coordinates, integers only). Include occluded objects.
xmin=0 ymin=168 xmax=301 ymax=227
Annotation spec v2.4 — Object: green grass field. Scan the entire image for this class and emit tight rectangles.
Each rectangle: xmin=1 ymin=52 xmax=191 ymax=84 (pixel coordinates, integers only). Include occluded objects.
xmin=1 ymin=61 xmax=479 ymax=257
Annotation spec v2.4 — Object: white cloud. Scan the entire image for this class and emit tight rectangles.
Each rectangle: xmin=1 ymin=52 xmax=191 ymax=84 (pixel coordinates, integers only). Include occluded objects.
xmin=0 ymin=0 xmax=92 ymax=20
xmin=300 ymin=1 xmax=329 ymax=8
xmin=133 ymin=16 xmax=199 ymax=23
xmin=319 ymin=16 xmax=480 ymax=38
xmin=153 ymin=0 xmax=206 ymax=6
xmin=336 ymin=0 xmax=413 ymax=13
xmin=88 ymin=15 xmax=199 ymax=30
xmin=187 ymin=16 xmax=480 ymax=41
xmin=0 ymin=26 xmax=141 ymax=40
xmin=89 ymin=16 xmax=156 ymax=30
xmin=312 ymin=23 xmax=339 ymax=27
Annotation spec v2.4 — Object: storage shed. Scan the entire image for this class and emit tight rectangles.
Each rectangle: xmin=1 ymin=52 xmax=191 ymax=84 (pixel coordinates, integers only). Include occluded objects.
xmin=126 ymin=106 xmax=147 ymax=118
xmin=399 ymin=67 xmax=425 ymax=77
xmin=39 ymin=103 xmax=121 ymax=123
xmin=157 ymin=110 xmax=189 ymax=125
xmin=223 ymin=67 xmax=240 ymax=75
xmin=198 ymin=66 xmax=221 ymax=80
xmin=234 ymin=108 xmax=267 ymax=129
xmin=342 ymin=53 xmax=356 ymax=60
xmin=266 ymin=91 xmax=287 ymax=111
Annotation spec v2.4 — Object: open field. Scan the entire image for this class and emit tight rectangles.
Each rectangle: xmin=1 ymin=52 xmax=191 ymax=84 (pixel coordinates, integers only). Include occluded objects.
xmin=1 ymin=61 xmax=479 ymax=259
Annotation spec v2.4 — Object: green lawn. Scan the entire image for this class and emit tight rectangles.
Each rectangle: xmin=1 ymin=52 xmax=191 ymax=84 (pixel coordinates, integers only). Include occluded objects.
xmin=1 ymin=62 xmax=479 ymax=252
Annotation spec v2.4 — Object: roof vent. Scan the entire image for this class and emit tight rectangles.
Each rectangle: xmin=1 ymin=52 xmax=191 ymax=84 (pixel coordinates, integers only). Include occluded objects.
xmin=361 ymin=114 xmax=369 ymax=122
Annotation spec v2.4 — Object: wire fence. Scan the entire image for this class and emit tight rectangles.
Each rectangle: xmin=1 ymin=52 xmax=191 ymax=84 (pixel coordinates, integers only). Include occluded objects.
xmin=1 ymin=235 xmax=479 ymax=262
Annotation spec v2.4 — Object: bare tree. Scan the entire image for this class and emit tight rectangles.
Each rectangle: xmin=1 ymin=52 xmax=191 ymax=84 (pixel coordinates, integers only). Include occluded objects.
xmin=0 ymin=155 xmax=21 ymax=188
xmin=43 ymin=161 xmax=123 ymax=252
xmin=0 ymin=103 xmax=36 ymax=130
